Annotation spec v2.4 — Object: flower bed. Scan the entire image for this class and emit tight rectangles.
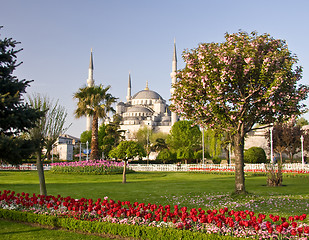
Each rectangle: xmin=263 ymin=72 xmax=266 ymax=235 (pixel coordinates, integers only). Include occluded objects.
xmin=188 ymin=167 xmax=309 ymax=174
xmin=0 ymin=190 xmax=308 ymax=239
xmin=50 ymin=160 xmax=129 ymax=175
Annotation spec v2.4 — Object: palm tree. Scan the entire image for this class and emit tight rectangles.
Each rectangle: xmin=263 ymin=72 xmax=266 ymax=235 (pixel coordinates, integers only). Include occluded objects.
xmin=74 ymin=85 xmax=117 ymax=160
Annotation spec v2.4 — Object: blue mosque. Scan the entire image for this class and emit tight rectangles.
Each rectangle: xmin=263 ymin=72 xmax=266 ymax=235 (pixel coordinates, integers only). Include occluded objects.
xmin=85 ymin=42 xmax=179 ymax=139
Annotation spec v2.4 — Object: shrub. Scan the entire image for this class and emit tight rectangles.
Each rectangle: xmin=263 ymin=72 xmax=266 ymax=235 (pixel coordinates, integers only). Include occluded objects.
xmin=212 ymin=156 xmax=222 ymax=164
xmin=176 ymin=148 xmax=194 ymax=161
xmin=244 ymin=147 xmax=267 ymax=163
xmin=194 ymin=150 xmax=211 ymax=160
xmin=156 ymin=149 xmax=176 ymax=163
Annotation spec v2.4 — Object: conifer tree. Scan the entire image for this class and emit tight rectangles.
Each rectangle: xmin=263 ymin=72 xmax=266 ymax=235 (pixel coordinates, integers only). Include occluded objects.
xmin=0 ymin=27 xmax=43 ymax=164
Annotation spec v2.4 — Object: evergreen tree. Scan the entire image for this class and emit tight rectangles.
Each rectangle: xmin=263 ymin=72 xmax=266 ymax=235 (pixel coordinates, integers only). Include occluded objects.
xmin=0 ymin=27 xmax=43 ymax=164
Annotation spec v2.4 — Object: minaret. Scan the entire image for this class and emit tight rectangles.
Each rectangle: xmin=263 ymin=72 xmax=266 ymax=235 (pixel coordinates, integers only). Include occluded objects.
xmin=126 ymin=72 xmax=132 ymax=102
xmin=170 ymin=39 xmax=178 ymax=125
xmin=86 ymin=49 xmax=94 ymax=131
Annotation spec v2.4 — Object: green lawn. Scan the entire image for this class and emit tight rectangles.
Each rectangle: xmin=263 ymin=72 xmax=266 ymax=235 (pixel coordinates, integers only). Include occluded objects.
xmin=1 ymin=170 xmax=309 ymax=217
xmin=0 ymin=219 xmax=110 ymax=240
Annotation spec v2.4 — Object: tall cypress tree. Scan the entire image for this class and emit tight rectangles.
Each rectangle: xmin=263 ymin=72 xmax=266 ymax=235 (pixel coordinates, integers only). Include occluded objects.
xmin=0 ymin=27 xmax=43 ymax=164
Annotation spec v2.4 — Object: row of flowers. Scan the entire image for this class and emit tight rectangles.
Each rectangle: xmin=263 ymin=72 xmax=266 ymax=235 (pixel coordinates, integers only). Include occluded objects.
xmin=1 ymin=190 xmax=308 ymax=239
xmin=189 ymin=167 xmax=309 ymax=174
xmin=50 ymin=160 xmax=126 ymax=175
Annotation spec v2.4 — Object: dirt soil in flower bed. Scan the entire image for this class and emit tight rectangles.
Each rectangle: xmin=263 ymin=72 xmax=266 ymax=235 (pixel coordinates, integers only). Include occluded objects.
xmin=1 ymin=218 xmax=140 ymax=240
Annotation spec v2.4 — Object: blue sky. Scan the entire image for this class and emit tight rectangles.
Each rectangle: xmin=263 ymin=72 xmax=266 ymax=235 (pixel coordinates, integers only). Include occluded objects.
xmin=1 ymin=0 xmax=309 ymax=137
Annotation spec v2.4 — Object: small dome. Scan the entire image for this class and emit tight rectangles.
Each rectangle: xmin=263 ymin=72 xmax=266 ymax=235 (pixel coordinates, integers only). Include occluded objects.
xmin=132 ymin=90 xmax=163 ymax=100
xmin=127 ymin=105 xmax=152 ymax=113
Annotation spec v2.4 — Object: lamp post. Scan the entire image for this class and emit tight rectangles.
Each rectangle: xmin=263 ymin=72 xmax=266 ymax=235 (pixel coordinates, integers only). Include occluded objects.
xmin=228 ymin=143 xmax=231 ymax=165
xmin=79 ymin=142 xmax=82 ymax=161
xmin=202 ymin=126 xmax=205 ymax=165
xmin=301 ymin=135 xmax=304 ymax=168
xmin=270 ymin=126 xmax=274 ymax=164
xmin=147 ymin=123 xmax=150 ymax=165
xmin=51 ymin=144 xmax=54 ymax=164
xmin=86 ymin=141 xmax=89 ymax=161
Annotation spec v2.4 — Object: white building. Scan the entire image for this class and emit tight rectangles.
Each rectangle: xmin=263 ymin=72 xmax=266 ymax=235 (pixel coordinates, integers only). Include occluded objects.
xmin=85 ymin=42 xmax=179 ymax=139
xmin=56 ymin=136 xmax=74 ymax=160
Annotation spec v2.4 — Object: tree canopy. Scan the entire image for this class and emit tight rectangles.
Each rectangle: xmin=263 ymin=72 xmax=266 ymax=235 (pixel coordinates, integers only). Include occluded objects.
xmin=0 ymin=27 xmax=43 ymax=164
xmin=74 ymin=85 xmax=117 ymax=160
xmin=27 ymin=94 xmax=68 ymax=195
xmin=166 ymin=120 xmax=201 ymax=152
xmin=171 ymin=31 xmax=309 ymax=194
xmin=109 ymin=141 xmax=145 ymax=183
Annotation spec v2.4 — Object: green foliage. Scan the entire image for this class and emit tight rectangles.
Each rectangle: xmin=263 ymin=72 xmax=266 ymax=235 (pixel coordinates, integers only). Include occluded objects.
xmin=26 ymin=94 xmax=68 ymax=195
xmin=100 ymin=115 xmax=124 ymax=158
xmin=156 ymin=149 xmax=176 ymax=163
xmin=109 ymin=141 xmax=146 ymax=161
xmin=151 ymin=138 xmax=168 ymax=152
xmin=0 ymin=219 xmax=106 ymax=240
xmin=212 ymin=156 xmax=222 ymax=164
xmin=194 ymin=150 xmax=211 ymax=160
xmin=266 ymin=119 xmax=306 ymax=162
xmin=50 ymin=165 xmax=127 ymax=175
xmin=80 ymin=130 xmax=91 ymax=144
xmin=0 ymin=27 xmax=43 ymax=164
xmin=167 ymin=120 xmax=201 ymax=152
xmin=176 ymin=147 xmax=194 ymax=161
xmin=27 ymin=94 xmax=69 ymax=160
xmin=79 ymin=117 xmax=123 ymax=158
xmin=203 ymin=129 xmax=224 ymax=158
xmin=170 ymin=31 xmax=309 ymax=194
xmin=244 ymin=147 xmax=267 ymax=163
xmin=297 ymin=117 xmax=309 ymax=127
xmin=74 ymin=85 xmax=117 ymax=160
xmin=0 ymin=209 xmax=242 ymax=240
xmin=0 ymin=135 xmax=36 ymax=164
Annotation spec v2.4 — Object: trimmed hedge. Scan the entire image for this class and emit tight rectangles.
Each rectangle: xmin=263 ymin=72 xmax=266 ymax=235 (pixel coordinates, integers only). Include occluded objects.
xmin=244 ymin=147 xmax=267 ymax=164
xmin=0 ymin=209 xmax=243 ymax=240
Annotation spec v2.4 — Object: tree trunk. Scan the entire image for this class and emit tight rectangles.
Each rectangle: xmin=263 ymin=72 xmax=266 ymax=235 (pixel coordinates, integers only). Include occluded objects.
xmin=36 ymin=152 xmax=47 ymax=196
xmin=90 ymin=113 xmax=99 ymax=160
xmin=122 ymin=160 xmax=127 ymax=184
xmin=233 ymin=132 xmax=246 ymax=194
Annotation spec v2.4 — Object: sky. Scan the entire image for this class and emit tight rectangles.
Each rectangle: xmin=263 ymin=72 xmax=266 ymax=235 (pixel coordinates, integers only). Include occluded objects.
xmin=1 ymin=0 xmax=309 ymax=138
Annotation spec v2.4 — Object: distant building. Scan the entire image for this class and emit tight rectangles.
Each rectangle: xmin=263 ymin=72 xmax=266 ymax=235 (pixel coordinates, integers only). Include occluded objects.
xmin=84 ymin=41 xmax=179 ymax=139
xmin=115 ymin=41 xmax=178 ymax=139
xmin=54 ymin=135 xmax=77 ymax=160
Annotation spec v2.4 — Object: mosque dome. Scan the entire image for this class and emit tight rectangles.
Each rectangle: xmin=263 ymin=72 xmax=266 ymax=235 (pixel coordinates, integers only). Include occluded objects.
xmin=127 ymin=105 xmax=152 ymax=113
xmin=132 ymin=89 xmax=163 ymax=100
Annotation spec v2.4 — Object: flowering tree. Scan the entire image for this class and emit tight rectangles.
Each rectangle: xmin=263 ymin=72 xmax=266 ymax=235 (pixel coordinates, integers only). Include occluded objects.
xmin=170 ymin=31 xmax=309 ymax=194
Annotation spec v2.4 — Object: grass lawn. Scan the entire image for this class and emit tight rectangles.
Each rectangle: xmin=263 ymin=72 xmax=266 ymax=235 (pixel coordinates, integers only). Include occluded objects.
xmin=1 ymin=170 xmax=309 ymax=218
xmin=0 ymin=219 xmax=110 ymax=240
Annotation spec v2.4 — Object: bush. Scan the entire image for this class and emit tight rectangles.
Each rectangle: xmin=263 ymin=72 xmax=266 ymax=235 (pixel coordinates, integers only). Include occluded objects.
xmin=176 ymin=148 xmax=194 ymax=161
xmin=194 ymin=150 xmax=211 ymax=160
xmin=156 ymin=149 xmax=176 ymax=163
xmin=212 ymin=156 xmax=222 ymax=164
xmin=244 ymin=147 xmax=267 ymax=163
xmin=0 ymin=209 xmax=243 ymax=240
